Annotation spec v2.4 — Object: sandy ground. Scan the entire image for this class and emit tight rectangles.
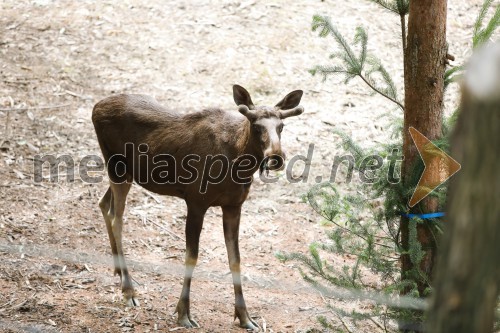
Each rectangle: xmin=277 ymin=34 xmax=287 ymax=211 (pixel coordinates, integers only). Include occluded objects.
xmin=0 ymin=0 xmax=489 ymax=332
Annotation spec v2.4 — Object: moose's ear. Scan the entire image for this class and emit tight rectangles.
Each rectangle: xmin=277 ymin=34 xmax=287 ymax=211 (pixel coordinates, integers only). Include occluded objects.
xmin=233 ymin=85 xmax=255 ymax=109
xmin=275 ymin=90 xmax=303 ymax=110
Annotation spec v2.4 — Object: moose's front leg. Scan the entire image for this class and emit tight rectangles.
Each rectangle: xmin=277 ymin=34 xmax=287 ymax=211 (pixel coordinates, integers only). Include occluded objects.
xmin=222 ymin=205 xmax=259 ymax=330
xmin=176 ymin=205 xmax=206 ymax=328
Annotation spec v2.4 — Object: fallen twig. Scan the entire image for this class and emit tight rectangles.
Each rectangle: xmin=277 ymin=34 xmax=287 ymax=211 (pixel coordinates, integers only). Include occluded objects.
xmin=0 ymin=298 xmax=17 ymax=309
xmin=0 ymin=103 xmax=71 ymax=112
xmin=64 ymin=90 xmax=92 ymax=100
xmin=143 ymin=190 xmax=162 ymax=204
xmin=140 ymin=239 xmax=153 ymax=251
xmin=368 ymin=316 xmax=386 ymax=332
xmin=148 ymin=218 xmax=185 ymax=242
xmin=4 ymin=110 xmax=11 ymax=141
xmin=10 ymin=300 xmax=28 ymax=310
xmin=336 ymin=312 xmax=354 ymax=333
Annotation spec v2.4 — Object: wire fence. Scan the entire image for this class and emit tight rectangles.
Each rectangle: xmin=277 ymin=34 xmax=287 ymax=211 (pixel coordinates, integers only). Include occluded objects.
xmin=0 ymin=240 xmax=428 ymax=312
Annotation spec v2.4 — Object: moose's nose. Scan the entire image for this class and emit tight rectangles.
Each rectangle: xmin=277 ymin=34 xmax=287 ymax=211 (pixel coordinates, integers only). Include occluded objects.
xmin=262 ymin=138 xmax=285 ymax=171
xmin=263 ymin=151 xmax=286 ymax=171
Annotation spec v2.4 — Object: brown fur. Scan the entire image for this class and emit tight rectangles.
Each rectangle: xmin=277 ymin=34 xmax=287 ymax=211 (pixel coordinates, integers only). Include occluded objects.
xmin=92 ymin=85 xmax=303 ymax=329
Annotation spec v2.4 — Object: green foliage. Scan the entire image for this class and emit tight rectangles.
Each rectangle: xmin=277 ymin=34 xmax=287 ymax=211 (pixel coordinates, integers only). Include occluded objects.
xmin=368 ymin=0 xmax=409 ymax=16
xmin=444 ymin=64 xmax=464 ymax=88
xmin=473 ymin=0 xmax=500 ymax=48
xmin=278 ymin=131 xmax=448 ymax=330
xmin=283 ymin=0 xmax=497 ymax=331
xmin=310 ymin=15 xmax=404 ymax=111
xmin=445 ymin=0 xmax=500 ymax=86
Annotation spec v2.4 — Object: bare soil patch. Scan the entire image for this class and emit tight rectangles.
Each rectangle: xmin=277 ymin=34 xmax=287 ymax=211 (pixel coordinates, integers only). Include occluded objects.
xmin=0 ymin=0 xmax=484 ymax=332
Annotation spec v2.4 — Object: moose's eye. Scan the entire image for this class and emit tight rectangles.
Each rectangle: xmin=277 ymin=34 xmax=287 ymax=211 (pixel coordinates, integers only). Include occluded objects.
xmin=277 ymin=124 xmax=284 ymax=133
xmin=252 ymin=124 xmax=263 ymax=133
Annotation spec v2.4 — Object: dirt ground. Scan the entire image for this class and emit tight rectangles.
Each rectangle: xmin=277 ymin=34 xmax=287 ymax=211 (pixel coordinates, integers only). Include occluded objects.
xmin=0 ymin=0 xmax=487 ymax=332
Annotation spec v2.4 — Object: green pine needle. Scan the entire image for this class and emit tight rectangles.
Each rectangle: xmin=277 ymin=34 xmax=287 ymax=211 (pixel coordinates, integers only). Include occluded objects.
xmin=368 ymin=0 xmax=409 ymax=16
xmin=311 ymin=16 xmax=403 ymax=110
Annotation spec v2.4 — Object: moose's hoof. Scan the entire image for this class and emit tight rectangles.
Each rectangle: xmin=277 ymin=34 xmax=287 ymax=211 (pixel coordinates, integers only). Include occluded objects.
xmin=177 ymin=315 xmax=199 ymax=328
xmin=125 ymin=296 xmax=140 ymax=307
xmin=240 ymin=318 xmax=259 ymax=331
xmin=236 ymin=309 xmax=260 ymax=331
xmin=123 ymin=289 xmax=139 ymax=307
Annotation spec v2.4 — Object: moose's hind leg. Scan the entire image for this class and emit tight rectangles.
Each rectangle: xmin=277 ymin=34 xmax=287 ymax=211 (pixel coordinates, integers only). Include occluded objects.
xmin=109 ymin=182 xmax=138 ymax=306
xmin=99 ymin=186 xmax=122 ymax=277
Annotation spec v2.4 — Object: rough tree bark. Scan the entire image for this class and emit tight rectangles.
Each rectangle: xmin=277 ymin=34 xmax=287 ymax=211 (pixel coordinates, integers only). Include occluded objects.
xmin=401 ymin=0 xmax=448 ymax=296
xmin=427 ymin=43 xmax=500 ymax=333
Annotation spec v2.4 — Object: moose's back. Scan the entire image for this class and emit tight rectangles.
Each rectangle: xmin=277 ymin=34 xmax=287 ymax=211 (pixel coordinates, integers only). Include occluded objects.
xmin=91 ymin=94 xmax=252 ymax=200
xmin=92 ymin=94 xmax=178 ymax=156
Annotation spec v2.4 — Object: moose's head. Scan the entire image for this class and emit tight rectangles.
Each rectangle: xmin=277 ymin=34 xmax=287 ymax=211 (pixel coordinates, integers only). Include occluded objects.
xmin=233 ymin=84 xmax=304 ymax=173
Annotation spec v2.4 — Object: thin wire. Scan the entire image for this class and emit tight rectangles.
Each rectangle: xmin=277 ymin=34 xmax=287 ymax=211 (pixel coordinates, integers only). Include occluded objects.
xmin=0 ymin=241 xmax=427 ymax=311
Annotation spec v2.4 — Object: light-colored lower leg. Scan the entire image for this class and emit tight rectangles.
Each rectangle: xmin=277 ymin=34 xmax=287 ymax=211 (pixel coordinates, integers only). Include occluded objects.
xmin=176 ymin=205 xmax=206 ymax=328
xmin=109 ymin=182 xmax=137 ymax=306
xmin=99 ymin=187 xmax=121 ymax=276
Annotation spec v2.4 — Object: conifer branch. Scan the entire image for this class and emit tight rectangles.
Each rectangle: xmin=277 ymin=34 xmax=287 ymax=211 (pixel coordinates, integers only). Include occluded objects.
xmin=473 ymin=1 xmax=500 ymax=48
xmin=368 ymin=0 xmax=409 ymax=16
xmin=311 ymin=15 xmax=404 ymax=110
xmin=445 ymin=0 xmax=499 ymax=88
xmin=359 ymin=74 xmax=405 ymax=110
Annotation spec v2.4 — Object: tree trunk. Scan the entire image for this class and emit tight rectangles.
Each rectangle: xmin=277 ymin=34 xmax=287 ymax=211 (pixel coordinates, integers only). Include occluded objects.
xmin=427 ymin=43 xmax=500 ymax=333
xmin=401 ymin=0 xmax=448 ymax=296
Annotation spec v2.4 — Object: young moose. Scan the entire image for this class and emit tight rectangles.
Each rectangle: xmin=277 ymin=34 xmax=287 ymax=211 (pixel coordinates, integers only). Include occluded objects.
xmin=92 ymin=85 xmax=304 ymax=329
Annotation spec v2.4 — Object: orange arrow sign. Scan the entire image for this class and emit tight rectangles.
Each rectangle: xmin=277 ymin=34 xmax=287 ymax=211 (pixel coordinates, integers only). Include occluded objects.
xmin=408 ymin=127 xmax=461 ymax=207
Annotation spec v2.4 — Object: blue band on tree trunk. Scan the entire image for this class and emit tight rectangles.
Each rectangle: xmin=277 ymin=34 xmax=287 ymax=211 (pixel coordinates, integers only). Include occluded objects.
xmin=401 ymin=212 xmax=445 ymax=219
